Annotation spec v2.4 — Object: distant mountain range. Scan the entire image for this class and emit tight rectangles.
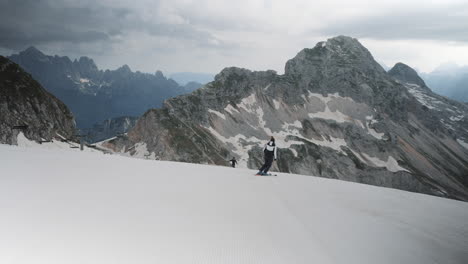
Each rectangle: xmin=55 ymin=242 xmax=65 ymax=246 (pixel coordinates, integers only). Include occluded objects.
xmin=8 ymin=47 xmax=192 ymax=129
xmin=419 ymin=63 xmax=468 ymax=102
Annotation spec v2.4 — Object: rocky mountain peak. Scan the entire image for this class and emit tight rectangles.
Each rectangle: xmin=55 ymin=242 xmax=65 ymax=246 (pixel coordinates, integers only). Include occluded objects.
xmin=75 ymin=56 xmax=99 ymax=78
xmin=22 ymin=46 xmax=44 ymax=56
xmin=213 ymin=67 xmax=252 ymax=83
xmin=155 ymin=70 xmax=164 ymax=77
xmin=388 ymin=62 xmax=428 ymax=88
xmin=77 ymin=56 xmax=98 ymax=69
xmin=18 ymin=46 xmax=48 ymax=62
xmin=285 ymin=35 xmax=386 ymax=78
xmin=117 ymin=64 xmax=132 ymax=74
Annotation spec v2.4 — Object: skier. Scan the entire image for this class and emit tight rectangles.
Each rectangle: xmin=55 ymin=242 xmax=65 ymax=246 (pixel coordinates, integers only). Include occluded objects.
xmin=229 ymin=157 xmax=238 ymax=168
xmin=256 ymin=136 xmax=277 ymax=175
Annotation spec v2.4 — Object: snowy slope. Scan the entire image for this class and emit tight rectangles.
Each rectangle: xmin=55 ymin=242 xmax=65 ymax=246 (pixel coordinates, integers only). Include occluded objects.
xmin=0 ymin=144 xmax=467 ymax=264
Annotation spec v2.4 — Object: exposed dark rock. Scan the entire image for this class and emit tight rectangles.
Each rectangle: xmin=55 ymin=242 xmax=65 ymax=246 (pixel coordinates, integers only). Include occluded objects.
xmin=0 ymin=56 xmax=76 ymax=144
xmin=83 ymin=116 xmax=138 ymax=143
xmin=388 ymin=62 xmax=428 ymax=88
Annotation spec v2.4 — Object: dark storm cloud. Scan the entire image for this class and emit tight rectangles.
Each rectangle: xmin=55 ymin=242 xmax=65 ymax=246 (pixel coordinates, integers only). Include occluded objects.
xmin=321 ymin=4 xmax=468 ymax=43
xmin=0 ymin=0 xmax=224 ymax=51
xmin=0 ymin=0 xmax=125 ymax=49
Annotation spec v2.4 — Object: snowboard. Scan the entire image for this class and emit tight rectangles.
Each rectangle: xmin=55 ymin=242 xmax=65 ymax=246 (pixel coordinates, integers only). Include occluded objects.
xmin=255 ymin=173 xmax=277 ymax=176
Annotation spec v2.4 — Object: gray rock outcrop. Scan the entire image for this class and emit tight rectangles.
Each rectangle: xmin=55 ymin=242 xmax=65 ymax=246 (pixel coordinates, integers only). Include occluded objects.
xmin=0 ymin=56 xmax=76 ymax=144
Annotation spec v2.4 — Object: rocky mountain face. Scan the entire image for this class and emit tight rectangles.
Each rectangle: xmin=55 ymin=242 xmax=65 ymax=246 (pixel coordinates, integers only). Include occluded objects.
xmin=83 ymin=116 xmax=138 ymax=143
xmin=389 ymin=63 xmax=468 ymax=145
xmin=103 ymin=36 xmax=468 ymax=200
xmin=9 ymin=47 xmax=186 ymax=128
xmin=0 ymin=56 xmax=76 ymax=144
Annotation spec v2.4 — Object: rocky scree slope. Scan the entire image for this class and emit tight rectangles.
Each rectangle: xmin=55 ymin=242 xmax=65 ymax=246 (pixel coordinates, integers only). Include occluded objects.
xmin=9 ymin=47 xmax=186 ymax=128
xmin=103 ymin=36 xmax=468 ymax=200
xmin=389 ymin=63 xmax=468 ymax=148
xmin=0 ymin=56 xmax=76 ymax=144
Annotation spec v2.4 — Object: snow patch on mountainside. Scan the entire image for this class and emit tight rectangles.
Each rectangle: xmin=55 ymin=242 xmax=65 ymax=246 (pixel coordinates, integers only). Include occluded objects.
xmin=224 ymin=104 xmax=239 ymax=115
xmin=131 ymin=142 xmax=155 ymax=159
xmin=237 ymin=93 xmax=258 ymax=112
xmin=208 ymin=109 xmax=226 ymax=120
xmin=206 ymin=127 xmax=263 ymax=167
xmin=365 ymin=116 xmax=385 ymax=139
xmin=457 ymin=139 xmax=468 ymax=150
xmin=351 ymin=149 xmax=409 ymax=172
xmin=272 ymin=99 xmax=281 ymax=109
xmin=441 ymin=119 xmax=456 ymax=131
xmin=207 ymin=92 xmax=389 ymax=163
xmin=405 ymin=83 xmax=440 ymax=110
xmin=307 ymin=92 xmax=353 ymax=123
xmin=310 ymin=136 xmax=348 ymax=152
xmin=1 ymin=144 xmax=467 ymax=264
xmin=450 ymin=115 xmax=465 ymax=122
xmin=367 ymin=129 xmax=384 ymax=140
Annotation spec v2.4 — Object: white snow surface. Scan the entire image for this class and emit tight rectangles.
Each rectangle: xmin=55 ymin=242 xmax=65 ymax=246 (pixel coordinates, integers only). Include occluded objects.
xmin=1 ymin=144 xmax=467 ymax=264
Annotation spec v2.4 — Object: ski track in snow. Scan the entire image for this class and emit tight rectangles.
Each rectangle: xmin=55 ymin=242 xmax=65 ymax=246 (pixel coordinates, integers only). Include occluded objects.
xmin=0 ymin=144 xmax=467 ymax=264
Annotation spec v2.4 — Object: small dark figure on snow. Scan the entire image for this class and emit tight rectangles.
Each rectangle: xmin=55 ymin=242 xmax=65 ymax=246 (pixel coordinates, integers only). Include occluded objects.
xmin=257 ymin=136 xmax=277 ymax=175
xmin=229 ymin=157 xmax=238 ymax=168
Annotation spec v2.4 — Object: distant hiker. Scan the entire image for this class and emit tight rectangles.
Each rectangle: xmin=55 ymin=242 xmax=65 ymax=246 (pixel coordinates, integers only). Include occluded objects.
xmin=256 ymin=136 xmax=277 ymax=175
xmin=229 ymin=157 xmax=238 ymax=168
xmin=317 ymin=158 xmax=322 ymax=175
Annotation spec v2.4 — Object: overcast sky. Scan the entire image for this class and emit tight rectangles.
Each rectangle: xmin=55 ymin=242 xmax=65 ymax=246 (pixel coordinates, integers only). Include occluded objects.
xmin=1 ymin=0 xmax=468 ymax=74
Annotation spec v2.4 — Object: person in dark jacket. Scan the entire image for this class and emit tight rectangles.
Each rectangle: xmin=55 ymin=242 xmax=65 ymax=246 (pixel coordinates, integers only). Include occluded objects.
xmin=256 ymin=136 xmax=277 ymax=175
xmin=229 ymin=157 xmax=238 ymax=168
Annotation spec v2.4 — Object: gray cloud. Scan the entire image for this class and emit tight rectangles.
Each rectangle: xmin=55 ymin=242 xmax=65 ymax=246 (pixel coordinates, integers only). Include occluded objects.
xmin=0 ymin=0 xmax=122 ymax=49
xmin=1 ymin=0 xmax=467 ymax=73
xmin=321 ymin=4 xmax=468 ymax=43
xmin=0 ymin=0 xmax=226 ymax=51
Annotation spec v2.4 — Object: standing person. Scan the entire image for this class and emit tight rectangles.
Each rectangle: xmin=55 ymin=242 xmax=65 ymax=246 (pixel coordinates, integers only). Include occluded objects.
xmin=229 ymin=157 xmax=238 ymax=168
xmin=256 ymin=136 xmax=277 ymax=175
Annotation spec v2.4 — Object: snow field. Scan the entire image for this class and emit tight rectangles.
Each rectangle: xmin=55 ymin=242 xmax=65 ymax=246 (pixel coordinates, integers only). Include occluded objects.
xmin=0 ymin=144 xmax=467 ymax=264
